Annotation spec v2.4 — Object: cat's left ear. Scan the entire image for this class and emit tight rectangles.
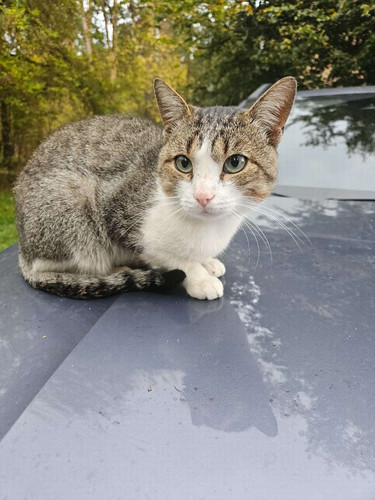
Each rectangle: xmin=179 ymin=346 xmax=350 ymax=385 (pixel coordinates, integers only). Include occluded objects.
xmin=154 ymin=79 xmax=192 ymax=132
xmin=244 ymin=76 xmax=297 ymax=147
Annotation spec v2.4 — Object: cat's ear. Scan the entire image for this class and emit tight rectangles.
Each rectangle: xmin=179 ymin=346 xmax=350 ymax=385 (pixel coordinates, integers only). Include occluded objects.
xmin=244 ymin=77 xmax=297 ymax=147
xmin=154 ymin=79 xmax=192 ymax=132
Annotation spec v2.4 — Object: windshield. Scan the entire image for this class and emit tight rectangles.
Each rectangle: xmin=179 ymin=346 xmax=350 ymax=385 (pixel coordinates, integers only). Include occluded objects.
xmin=276 ymin=94 xmax=375 ymax=199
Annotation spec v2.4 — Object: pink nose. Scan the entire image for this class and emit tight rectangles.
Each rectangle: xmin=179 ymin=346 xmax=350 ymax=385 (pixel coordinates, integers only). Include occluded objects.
xmin=194 ymin=193 xmax=215 ymax=208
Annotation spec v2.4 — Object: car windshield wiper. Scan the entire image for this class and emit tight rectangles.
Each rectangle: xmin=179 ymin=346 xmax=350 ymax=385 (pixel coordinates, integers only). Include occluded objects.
xmin=272 ymin=186 xmax=375 ymax=201
xmin=271 ymin=192 xmax=291 ymax=198
xmin=328 ymin=198 xmax=375 ymax=202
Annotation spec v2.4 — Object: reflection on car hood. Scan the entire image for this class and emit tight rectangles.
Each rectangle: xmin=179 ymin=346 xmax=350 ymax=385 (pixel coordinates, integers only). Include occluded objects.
xmin=0 ymin=197 xmax=374 ymax=499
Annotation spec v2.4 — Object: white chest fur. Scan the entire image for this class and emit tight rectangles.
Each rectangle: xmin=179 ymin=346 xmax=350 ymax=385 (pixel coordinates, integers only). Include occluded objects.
xmin=140 ymin=200 xmax=242 ymax=268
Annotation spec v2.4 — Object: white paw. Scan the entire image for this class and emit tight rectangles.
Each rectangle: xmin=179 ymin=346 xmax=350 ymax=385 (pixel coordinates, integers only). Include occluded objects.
xmin=203 ymin=259 xmax=226 ymax=278
xmin=184 ymin=275 xmax=224 ymax=300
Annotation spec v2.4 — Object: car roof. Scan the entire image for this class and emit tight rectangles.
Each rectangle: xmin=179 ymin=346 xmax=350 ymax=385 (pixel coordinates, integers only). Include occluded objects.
xmin=1 ymin=196 xmax=375 ymax=499
xmin=297 ymin=85 xmax=375 ymax=98
xmin=239 ymin=83 xmax=375 ymax=108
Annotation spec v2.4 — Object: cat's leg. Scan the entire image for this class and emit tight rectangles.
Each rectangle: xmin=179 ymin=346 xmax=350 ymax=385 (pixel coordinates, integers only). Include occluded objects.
xmin=141 ymin=255 xmax=223 ymax=300
xmin=202 ymin=258 xmax=226 ymax=278
xmin=181 ymin=262 xmax=223 ymax=300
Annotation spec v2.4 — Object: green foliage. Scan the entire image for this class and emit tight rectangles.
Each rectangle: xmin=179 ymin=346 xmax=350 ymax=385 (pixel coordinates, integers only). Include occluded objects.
xmin=1 ymin=0 xmax=374 ymax=176
xmin=164 ymin=0 xmax=375 ymax=105
xmin=0 ymin=191 xmax=17 ymax=251
xmin=0 ymin=0 xmax=187 ymax=174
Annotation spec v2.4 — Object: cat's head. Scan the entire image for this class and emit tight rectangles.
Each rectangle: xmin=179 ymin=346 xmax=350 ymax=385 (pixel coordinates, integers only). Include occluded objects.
xmin=154 ymin=77 xmax=296 ymax=220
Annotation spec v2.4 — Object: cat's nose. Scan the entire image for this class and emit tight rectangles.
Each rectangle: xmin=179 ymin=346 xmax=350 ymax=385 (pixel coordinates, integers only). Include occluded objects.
xmin=194 ymin=192 xmax=215 ymax=208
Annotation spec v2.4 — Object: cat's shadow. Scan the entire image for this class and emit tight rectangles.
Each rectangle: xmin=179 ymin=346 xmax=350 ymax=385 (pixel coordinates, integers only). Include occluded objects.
xmin=42 ymin=290 xmax=278 ymax=437
xmin=153 ymin=295 xmax=278 ymax=435
xmin=100 ymin=294 xmax=277 ymax=436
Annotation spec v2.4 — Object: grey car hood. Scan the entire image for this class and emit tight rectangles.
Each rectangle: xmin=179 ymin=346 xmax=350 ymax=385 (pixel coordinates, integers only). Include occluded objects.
xmin=1 ymin=196 xmax=375 ymax=499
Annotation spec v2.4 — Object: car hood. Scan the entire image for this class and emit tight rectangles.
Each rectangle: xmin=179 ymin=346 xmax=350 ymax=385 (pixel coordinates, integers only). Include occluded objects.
xmin=1 ymin=196 xmax=375 ymax=499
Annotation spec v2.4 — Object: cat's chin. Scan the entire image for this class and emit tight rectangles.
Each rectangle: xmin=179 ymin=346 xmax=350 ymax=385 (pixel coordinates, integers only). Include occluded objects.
xmin=186 ymin=209 xmax=233 ymax=222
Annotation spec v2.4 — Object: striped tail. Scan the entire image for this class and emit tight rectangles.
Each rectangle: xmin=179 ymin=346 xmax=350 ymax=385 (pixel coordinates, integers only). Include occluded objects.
xmin=21 ymin=264 xmax=185 ymax=299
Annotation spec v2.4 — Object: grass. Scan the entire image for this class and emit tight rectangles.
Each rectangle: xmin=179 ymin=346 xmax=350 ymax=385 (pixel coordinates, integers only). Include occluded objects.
xmin=0 ymin=190 xmax=18 ymax=251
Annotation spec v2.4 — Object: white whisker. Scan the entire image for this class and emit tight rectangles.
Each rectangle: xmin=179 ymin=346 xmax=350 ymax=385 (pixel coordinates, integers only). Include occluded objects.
xmin=243 ymin=198 xmax=312 ymax=244
xmin=244 ymin=215 xmax=273 ymax=265
xmin=232 ymin=211 xmax=251 ymax=265
xmin=233 ymin=210 xmax=261 ymax=268
xmin=238 ymin=202 xmax=305 ymax=252
xmin=242 ymin=219 xmax=261 ymax=269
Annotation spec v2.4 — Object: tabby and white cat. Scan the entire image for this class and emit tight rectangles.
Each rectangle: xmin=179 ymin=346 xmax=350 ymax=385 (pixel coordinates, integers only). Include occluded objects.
xmin=14 ymin=77 xmax=296 ymax=300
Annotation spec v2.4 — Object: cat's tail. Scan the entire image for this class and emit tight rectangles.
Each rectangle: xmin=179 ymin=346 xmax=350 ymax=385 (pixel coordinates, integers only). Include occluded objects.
xmin=19 ymin=257 xmax=185 ymax=299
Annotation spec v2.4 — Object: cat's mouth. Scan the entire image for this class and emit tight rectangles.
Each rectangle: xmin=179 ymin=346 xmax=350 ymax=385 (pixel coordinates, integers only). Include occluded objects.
xmin=201 ymin=206 xmax=212 ymax=214
xmin=179 ymin=199 xmax=232 ymax=220
xmin=193 ymin=206 xmax=230 ymax=220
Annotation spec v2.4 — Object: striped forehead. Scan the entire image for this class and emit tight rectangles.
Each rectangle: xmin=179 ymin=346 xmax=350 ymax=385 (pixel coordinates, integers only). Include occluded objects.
xmin=186 ymin=107 xmax=240 ymax=155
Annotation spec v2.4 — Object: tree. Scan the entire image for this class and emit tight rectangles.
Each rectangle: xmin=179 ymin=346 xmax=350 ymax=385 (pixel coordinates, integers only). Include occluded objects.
xmin=0 ymin=0 xmax=187 ymax=174
xmin=1 ymin=0 xmax=374 ymax=176
xmin=163 ymin=0 xmax=375 ymax=105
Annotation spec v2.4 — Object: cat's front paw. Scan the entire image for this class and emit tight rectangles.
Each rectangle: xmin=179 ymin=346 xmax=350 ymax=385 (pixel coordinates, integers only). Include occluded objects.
xmin=184 ymin=275 xmax=224 ymax=300
xmin=203 ymin=258 xmax=226 ymax=278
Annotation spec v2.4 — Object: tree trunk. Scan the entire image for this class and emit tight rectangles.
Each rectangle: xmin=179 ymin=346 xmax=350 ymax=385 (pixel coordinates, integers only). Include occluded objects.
xmin=81 ymin=0 xmax=93 ymax=62
xmin=0 ymin=100 xmax=14 ymax=170
xmin=109 ymin=0 xmax=118 ymax=82
xmin=101 ymin=0 xmax=111 ymax=49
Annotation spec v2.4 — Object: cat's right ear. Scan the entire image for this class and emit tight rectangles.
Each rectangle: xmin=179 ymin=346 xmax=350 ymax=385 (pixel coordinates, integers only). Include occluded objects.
xmin=154 ymin=79 xmax=192 ymax=132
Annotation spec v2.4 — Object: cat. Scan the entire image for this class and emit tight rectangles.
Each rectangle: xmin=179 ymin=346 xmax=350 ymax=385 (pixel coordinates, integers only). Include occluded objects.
xmin=14 ymin=77 xmax=296 ymax=300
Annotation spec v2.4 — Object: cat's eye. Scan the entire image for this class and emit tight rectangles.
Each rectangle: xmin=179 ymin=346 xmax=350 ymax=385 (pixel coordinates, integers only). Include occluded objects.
xmin=175 ymin=155 xmax=193 ymax=174
xmin=223 ymin=154 xmax=247 ymax=174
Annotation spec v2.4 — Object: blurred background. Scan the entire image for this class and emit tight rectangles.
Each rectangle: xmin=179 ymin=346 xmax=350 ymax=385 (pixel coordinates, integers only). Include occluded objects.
xmin=0 ymin=0 xmax=375 ymax=249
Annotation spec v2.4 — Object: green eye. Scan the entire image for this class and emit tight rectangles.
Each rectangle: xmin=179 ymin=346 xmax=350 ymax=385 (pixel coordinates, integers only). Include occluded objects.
xmin=223 ymin=154 xmax=247 ymax=174
xmin=175 ymin=155 xmax=193 ymax=174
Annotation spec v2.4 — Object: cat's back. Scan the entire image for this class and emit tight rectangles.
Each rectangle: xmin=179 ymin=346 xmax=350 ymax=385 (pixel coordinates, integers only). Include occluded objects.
xmin=14 ymin=115 xmax=163 ymax=261
xmin=20 ymin=115 xmax=163 ymax=180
